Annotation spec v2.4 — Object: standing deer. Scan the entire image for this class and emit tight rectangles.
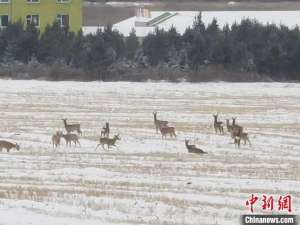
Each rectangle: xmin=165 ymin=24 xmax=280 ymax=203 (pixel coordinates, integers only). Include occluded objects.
xmin=62 ymin=133 xmax=81 ymax=147
xmin=101 ymin=122 xmax=110 ymax=137
xmin=230 ymin=117 xmax=243 ymax=138
xmin=159 ymin=126 xmax=176 ymax=139
xmin=62 ymin=119 xmax=82 ymax=135
xmin=51 ymin=131 xmax=63 ymax=148
xmin=153 ymin=112 xmax=168 ymax=133
xmin=185 ymin=140 xmax=207 ymax=154
xmin=0 ymin=140 xmax=20 ymax=152
xmin=95 ymin=134 xmax=120 ymax=150
xmin=213 ymin=114 xmax=224 ymax=134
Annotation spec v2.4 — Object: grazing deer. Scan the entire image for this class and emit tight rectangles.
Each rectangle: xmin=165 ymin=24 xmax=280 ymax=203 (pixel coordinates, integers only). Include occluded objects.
xmin=153 ymin=112 xmax=168 ymax=133
xmin=0 ymin=140 xmax=20 ymax=152
xmin=213 ymin=114 xmax=224 ymax=134
xmin=159 ymin=126 xmax=176 ymax=139
xmin=62 ymin=133 xmax=81 ymax=147
xmin=101 ymin=122 xmax=110 ymax=138
xmin=95 ymin=134 xmax=120 ymax=150
xmin=62 ymin=119 xmax=82 ymax=135
xmin=51 ymin=131 xmax=63 ymax=148
xmin=230 ymin=117 xmax=243 ymax=138
xmin=185 ymin=140 xmax=207 ymax=154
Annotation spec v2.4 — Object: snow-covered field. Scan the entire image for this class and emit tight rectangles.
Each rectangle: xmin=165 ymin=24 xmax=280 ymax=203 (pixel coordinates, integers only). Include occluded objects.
xmin=0 ymin=80 xmax=299 ymax=225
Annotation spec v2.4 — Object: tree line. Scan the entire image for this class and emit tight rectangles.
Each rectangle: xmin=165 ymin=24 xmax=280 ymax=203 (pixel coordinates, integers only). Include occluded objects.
xmin=0 ymin=15 xmax=300 ymax=81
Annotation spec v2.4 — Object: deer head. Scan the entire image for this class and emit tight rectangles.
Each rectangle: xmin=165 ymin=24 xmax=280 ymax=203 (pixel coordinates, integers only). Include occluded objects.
xmin=153 ymin=112 xmax=158 ymax=121
xmin=232 ymin=117 xmax=236 ymax=125
xmin=213 ymin=114 xmax=218 ymax=121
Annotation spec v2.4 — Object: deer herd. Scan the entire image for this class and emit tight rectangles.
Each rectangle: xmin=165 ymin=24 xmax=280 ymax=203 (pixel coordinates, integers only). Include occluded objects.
xmin=0 ymin=112 xmax=251 ymax=154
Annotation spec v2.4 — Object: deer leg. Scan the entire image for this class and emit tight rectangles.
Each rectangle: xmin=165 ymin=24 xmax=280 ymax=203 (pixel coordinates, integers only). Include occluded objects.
xmin=94 ymin=144 xmax=100 ymax=151
xmin=247 ymin=138 xmax=252 ymax=146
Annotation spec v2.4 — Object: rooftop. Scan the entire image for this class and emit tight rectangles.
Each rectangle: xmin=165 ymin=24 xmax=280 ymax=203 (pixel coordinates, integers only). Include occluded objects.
xmin=83 ymin=11 xmax=300 ymax=37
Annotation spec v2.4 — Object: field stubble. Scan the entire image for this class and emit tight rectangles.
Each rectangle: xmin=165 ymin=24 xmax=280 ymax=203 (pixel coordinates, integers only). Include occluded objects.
xmin=0 ymin=81 xmax=299 ymax=225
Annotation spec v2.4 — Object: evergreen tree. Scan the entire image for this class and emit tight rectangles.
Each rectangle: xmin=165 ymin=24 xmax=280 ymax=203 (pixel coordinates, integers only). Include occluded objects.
xmin=125 ymin=29 xmax=139 ymax=60
xmin=102 ymin=25 xmax=125 ymax=58
xmin=18 ymin=23 xmax=39 ymax=63
xmin=38 ymin=22 xmax=75 ymax=64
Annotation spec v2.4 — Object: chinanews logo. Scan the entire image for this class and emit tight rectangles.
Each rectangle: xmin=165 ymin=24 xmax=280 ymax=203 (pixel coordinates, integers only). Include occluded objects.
xmin=242 ymin=194 xmax=297 ymax=225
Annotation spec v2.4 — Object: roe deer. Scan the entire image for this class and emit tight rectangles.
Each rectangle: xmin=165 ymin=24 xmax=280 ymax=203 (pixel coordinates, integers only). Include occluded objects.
xmin=159 ymin=126 xmax=176 ymax=139
xmin=185 ymin=140 xmax=207 ymax=154
xmin=51 ymin=131 xmax=63 ymax=148
xmin=0 ymin=140 xmax=20 ymax=152
xmin=62 ymin=119 xmax=82 ymax=135
xmin=231 ymin=117 xmax=243 ymax=138
xmin=153 ymin=112 xmax=168 ymax=133
xmin=101 ymin=122 xmax=110 ymax=138
xmin=213 ymin=114 xmax=224 ymax=134
xmin=95 ymin=134 xmax=120 ymax=150
xmin=62 ymin=133 xmax=81 ymax=147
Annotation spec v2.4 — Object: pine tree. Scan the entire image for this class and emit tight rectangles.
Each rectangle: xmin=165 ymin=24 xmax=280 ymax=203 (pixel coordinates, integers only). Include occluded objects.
xmin=125 ymin=29 xmax=139 ymax=60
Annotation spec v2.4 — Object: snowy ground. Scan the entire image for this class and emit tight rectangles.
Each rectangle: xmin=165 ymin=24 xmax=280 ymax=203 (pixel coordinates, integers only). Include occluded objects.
xmin=0 ymin=80 xmax=299 ymax=225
